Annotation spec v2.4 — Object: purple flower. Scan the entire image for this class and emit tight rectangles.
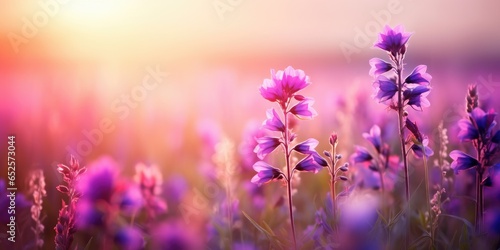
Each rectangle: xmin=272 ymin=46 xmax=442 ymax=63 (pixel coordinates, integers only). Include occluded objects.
xmin=403 ymin=85 xmax=431 ymax=109
xmin=151 ymin=222 xmax=203 ymax=250
xmin=311 ymin=151 xmax=329 ymax=167
xmin=254 ymin=136 xmax=281 ymax=159
xmin=405 ymin=65 xmax=432 ymax=85
xmin=294 ymin=154 xmax=323 ymax=173
xmin=259 ymin=66 xmax=310 ymax=104
xmin=262 ymin=108 xmax=285 ymax=132
xmin=374 ymin=25 xmax=412 ymax=56
xmin=289 ymin=98 xmax=317 ymax=119
xmin=450 ymin=150 xmax=480 ymax=174
xmin=373 ymin=75 xmax=398 ymax=102
xmin=369 ymin=58 xmax=393 ymax=77
xmin=293 ymin=138 xmax=319 ymax=154
xmin=114 ymin=226 xmax=144 ymax=250
xmin=351 ymin=146 xmax=373 ymax=163
xmin=406 ymin=118 xmax=433 ymax=158
xmin=458 ymin=108 xmax=497 ymax=141
xmin=410 ymin=138 xmax=434 ymax=158
xmin=363 ymin=125 xmax=382 ymax=153
xmin=251 ymin=161 xmax=283 ymax=185
xmin=78 ymin=157 xmax=119 ymax=202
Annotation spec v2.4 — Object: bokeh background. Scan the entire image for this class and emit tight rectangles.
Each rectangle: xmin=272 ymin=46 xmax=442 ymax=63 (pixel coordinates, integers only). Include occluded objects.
xmin=1 ymin=0 xmax=500 ymax=248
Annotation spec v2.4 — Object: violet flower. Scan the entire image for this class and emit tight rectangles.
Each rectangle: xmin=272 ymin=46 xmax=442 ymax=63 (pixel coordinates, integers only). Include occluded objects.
xmin=370 ymin=26 xmax=433 ymax=231
xmin=251 ymin=66 xmax=325 ymax=248
xmin=450 ymin=87 xmax=500 ymax=233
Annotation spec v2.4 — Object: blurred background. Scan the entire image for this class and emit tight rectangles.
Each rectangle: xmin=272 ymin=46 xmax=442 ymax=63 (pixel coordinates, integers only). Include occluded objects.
xmin=1 ymin=0 xmax=500 ymax=248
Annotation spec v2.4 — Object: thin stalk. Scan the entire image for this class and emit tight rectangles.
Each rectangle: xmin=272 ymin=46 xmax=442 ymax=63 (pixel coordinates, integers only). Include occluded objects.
xmin=475 ymin=143 xmax=483 ymax=234
xmin=423 ymin=155 xmax=432 ymax=248
xmin=395 ymin=55 xmax=410 ymax=247
xmin=283 ymin=110 xmax=297 ymax=249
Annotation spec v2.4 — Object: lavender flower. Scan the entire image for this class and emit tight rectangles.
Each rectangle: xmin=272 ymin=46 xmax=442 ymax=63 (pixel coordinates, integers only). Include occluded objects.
xmin=113 ymin=226 xmax=144 ymax=250
xmin=54 ymin=155 xmax=87 ymax=250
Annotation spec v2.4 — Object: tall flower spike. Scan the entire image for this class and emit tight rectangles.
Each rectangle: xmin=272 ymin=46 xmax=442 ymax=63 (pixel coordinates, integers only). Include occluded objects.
xmin=55 ymin=155 xmax=87 ymax=250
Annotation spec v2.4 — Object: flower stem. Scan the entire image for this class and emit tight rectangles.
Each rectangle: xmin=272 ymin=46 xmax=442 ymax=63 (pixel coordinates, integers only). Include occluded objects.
xmin=395 ymin=56 xmax=410 ymax=246
xmin=475 ymin=144 xmax=484 ymax=234
xmin=284 ymin=110 xmax=297 ymax=249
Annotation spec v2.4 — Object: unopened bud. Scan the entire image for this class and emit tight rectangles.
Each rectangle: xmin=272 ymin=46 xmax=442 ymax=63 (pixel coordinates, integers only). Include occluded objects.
xmin=329 ymin=133 xmax=338 ymax=146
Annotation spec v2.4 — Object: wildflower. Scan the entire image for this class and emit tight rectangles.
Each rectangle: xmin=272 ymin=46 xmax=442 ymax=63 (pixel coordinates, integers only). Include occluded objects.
xmin=289 ymin=98 xmax=318 ymax=119
xmin=369 ymin=58 xmax=393 ymax=77
xmin=134 ymin=163 xmax=167 ymax=220
xmin=362 ymin=125 xmax=382 ymax=153
xmin=373 ymin=75 xmax=398 ymax=103
xmin=250 ymin=161 xmax=283 ymax=185
xmin=458 ymin=108 xmax=497 ymax=141
xmin=295 ymin=154 xmax=323 ymax=173
xmin=351 ymin=146 xmax=373 ymax=163
xmin=259 ymin=66 xmax=310 ymax=104
xmin=293 ymin=138 xmax=319 ymax=154
xmin=405 ymin=65 xmax=432 ymax=85
xmin=263 ymin=109 xmax=285 ymax=132
xmin=374 ymin=25 xmax=412 ymax=56
xmin=406 ymin=118 xmax=434 ymax=158
xmin=54 ymin=155 xmax=87 ymax=250
xmin=151 ymin=222 xmax=203 ymax=250
xmin=114 ymin=226 xmax=144 ymax=250
xmin=252 ymin=66 xmax=322 ymax=247
xmin=449 ymin=150 xmax=480 ymax=174
xmin=403 ymin=85 xmax=431 ymax=110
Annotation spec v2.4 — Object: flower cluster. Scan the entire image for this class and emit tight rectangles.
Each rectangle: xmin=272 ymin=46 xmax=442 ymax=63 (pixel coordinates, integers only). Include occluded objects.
xmin=450 ymin=86 xmax=500 ymax=232
xmin=371 ymin=26 xmax=432 ymax=111
xmin=29 ymin=170 xmax=47 ymax=249
xmin=54 ymin=155 xmax=86 ymax=250
xmin=351 ymin=125 xmax=400 ymax=191
xmin=252 ymin=66 xmax=325 ymax=185
xmin=251 ymin=66 xmax=326 ymax=247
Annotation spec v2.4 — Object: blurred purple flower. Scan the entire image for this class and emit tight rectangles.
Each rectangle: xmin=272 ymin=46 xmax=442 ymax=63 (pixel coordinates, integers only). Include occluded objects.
xmin=262 ymin=108 xmax=285 ymax=132
xmin=294 ymin=154 xmax=323 ymax=173
xmin=254 ymin=136 xmax=281 ymax=159
xmin=293 ymin=138 xmax=319 ymax=154
xmin=289 ymin=98 xmax=318 ymax=119
xmin=374 ymin=25 xmax=412 ymax=56
xmin=406 ymin=118 xmax=433 ymax=158
xmin=351 ymin=146 xmax=373 ymax=163
xmin=410 ymin=138 xmax=434 ymax=158
xmin=369 ymin=58 xmax=393 ymax=77
xmin=259 ymin=66 xmax=310 ymax=104
xmin=403 ymin=85 xmax=431 ymax=110
xmin=76 ymin=199 xmax=105 ymax=228
xmin=78 ymin=157 xmax=119 ymax=202
xmin=458 ymin=108 xmax=497 ymax=142
xmin=405 ymin=65 xmax=432 ymax=85
xmin=114 ymin=226 xmax=144 ymax=250
xmin=450 ymin=150 xmax=480 ymax=174
xmin=373 ymin=75 xmax=398 ymax=103
xmin=363 ymin=125 xmax=382 ymax=153
xmin=251 ymin=161 xmax=283 ymax=185
xmin=115 ymin=183 xmax=144 ymax=215
xmin=151 ymin=222 xmax=203 ymax=250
